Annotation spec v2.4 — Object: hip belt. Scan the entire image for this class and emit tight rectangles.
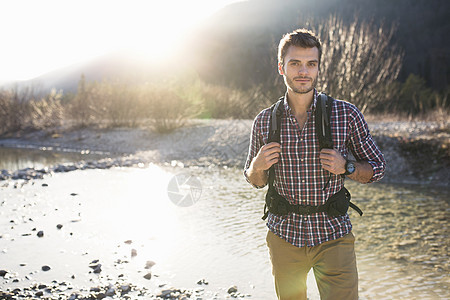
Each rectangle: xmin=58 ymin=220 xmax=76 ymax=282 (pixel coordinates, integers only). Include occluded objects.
xmin=263 ymin=187 xmax=363 ymax=220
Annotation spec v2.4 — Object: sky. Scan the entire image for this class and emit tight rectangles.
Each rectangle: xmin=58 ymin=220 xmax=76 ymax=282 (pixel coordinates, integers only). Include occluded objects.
xmin=0 ymin=0 xmax=244 ymax=82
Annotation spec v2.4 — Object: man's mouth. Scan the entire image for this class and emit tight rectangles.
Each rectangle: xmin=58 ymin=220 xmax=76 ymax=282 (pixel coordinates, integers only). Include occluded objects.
xmin=294 ymin=77 xmax=311 ymax=82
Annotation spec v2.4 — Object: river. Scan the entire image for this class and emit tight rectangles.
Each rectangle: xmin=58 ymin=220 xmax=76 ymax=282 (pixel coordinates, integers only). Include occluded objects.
xmin=0 ymin=148 xmax=448 ymax=299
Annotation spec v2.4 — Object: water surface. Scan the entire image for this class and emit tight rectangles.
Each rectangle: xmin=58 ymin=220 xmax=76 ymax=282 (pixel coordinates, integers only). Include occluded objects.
xmin=0 ymin=165 xmax=448 ymax=299
xmin=0 ymin=146 xmax=110 ymax=171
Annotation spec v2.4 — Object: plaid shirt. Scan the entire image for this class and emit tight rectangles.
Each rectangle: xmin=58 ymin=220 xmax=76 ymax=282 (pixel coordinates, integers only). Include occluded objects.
xmin=244 ymin=90 xmax=386 ymax=247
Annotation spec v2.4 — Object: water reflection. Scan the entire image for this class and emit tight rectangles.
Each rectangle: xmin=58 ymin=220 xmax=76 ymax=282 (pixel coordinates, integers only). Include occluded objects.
xmin=0 ymin=146 xmax=109 ymax=171
xmin=0 ymin=165 xmax=448 ymax=299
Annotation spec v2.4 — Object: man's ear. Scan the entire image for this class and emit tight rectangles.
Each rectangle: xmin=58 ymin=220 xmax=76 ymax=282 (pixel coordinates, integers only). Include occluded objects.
xmin=278 ymin=62 xmax=284 ymax=75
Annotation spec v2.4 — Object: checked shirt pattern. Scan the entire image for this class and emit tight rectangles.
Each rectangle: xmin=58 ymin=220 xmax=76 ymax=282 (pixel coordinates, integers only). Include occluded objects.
xmin=244 ymin=90 xmax=385 ymax=247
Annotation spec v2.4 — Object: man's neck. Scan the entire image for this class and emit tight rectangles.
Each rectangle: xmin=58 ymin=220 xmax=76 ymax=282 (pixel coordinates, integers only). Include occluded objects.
xmin=286 ymin=89 xmax=315 ymax=116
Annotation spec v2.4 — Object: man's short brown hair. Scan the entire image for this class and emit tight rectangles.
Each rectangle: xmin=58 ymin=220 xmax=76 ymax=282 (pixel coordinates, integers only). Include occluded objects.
xmin=278 ymin=28 xmax=322 ymax=68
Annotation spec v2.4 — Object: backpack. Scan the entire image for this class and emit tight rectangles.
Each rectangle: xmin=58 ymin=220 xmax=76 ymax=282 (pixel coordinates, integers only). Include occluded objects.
xmin=262 ymin=93 xmax=363 ymax=220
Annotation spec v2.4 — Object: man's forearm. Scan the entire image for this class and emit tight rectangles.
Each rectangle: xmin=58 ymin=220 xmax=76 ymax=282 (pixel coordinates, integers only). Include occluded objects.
xmin=247 ymin=160 xmax=269 ymax=187
xmin=347 ymin=161 xmax=374 ymax=184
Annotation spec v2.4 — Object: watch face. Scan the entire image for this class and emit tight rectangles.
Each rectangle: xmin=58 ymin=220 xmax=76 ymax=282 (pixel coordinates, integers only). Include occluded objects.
xmin=347 ymin=162 xmax=356 ymax=174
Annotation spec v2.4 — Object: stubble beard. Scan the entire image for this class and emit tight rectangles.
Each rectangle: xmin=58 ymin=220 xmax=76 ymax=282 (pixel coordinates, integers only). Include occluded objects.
xmin=285 ymin=75 xmax=318 ymax=95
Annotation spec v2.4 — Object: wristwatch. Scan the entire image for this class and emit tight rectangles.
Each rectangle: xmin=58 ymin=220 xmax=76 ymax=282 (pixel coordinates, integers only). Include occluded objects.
xmin=343 ymin=160 xmax=356 ymax=176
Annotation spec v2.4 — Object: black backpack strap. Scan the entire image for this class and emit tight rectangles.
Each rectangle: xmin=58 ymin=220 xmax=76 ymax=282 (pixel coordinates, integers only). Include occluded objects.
xmin=350 ymin=202 xmax=363 ymax=216
xmin=263 ymin=97 xmax=284 ymax=220
xmin=315 ymin=93 xmax=333 ymax=150
xmin=268 ymin=97 xmax=284 ymax=143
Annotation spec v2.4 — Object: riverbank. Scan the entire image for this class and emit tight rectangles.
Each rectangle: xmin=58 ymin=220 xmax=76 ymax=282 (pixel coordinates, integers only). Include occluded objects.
xmin=0 ymin=119 xmax=449 ymax=186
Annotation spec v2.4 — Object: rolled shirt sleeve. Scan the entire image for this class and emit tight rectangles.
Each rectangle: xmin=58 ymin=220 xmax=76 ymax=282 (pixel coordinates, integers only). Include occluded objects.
xmin=244 ymin=110 xmax=270 ymax=189
xmin=348 ymin=106 xmax=386 ymax=183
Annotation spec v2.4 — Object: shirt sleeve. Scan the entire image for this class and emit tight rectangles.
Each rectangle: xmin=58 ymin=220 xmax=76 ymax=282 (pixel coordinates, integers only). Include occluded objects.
xmin=348 ymin=106 xmax=386 ymax=183
xmin=244 ymin=112 xmax=268 ymax=188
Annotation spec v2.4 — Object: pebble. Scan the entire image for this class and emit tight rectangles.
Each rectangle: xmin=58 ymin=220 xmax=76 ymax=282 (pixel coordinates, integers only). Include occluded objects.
xmin=37 ymin=230 xmax=44 ymax=237
xmin=120 ymin=284 xmax=131 ymax=294
xmin=105 ymin=287 xmax=116 ymax=297
xmin=145 ymin=260 xmax=155 ymax=269
xmin=143 ymin=273 xmax=152 ymax=280
xmin=197 ymin=279 xmax=208 ymax=285
xmin=93 ymin=264 xmax=102 ymax=274
xmin=131 ymin=249 xmax=137 ymax=257
xmin=227 ymin=286 xmax=238 ymax=294
xmin=41 ymin=265 xmax=51 ymax=271
xmin=57 ymin=224 xmax=63 ymax=229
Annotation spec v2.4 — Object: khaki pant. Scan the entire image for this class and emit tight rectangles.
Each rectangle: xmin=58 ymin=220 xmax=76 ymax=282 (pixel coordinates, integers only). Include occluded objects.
xmin=266 ymin=230 xmax=358 ymax=300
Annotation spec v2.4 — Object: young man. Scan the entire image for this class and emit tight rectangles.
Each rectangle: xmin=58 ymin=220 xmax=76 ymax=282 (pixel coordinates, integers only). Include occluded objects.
xmin=244 ymin=29 xmax=386 ymax=299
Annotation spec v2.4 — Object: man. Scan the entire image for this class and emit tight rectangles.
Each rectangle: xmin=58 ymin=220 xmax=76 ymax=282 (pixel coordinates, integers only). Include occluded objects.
xmin=244 ymin=29 xmax=386 ymax=299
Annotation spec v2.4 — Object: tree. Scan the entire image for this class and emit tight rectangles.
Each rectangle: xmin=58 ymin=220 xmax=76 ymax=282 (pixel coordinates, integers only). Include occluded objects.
xmin=314 ymin=15 xmax=404 ymax=113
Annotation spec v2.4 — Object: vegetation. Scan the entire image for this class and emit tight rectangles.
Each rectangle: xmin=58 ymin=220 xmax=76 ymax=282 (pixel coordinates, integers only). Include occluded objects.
xmin=0 ymin=13 xmax=447 ymax=135
xmin=0 ymin=86 xmax=63 ymax=135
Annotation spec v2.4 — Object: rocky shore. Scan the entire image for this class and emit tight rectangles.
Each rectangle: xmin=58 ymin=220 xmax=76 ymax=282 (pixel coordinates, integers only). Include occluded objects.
xmin=0 ymin=119 xmax=448 ymax=186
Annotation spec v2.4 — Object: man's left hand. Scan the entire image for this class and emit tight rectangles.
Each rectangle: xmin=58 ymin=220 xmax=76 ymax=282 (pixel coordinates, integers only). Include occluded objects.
xmin=319 ymin=148 xmax=346 ymax=175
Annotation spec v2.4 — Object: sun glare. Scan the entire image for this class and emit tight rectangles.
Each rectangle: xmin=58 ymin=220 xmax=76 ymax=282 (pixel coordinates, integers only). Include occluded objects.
xmin=0 ymin=0 xmax=244 ymax=81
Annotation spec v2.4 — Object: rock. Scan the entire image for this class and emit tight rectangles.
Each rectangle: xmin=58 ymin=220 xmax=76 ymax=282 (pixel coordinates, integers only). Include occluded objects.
xmin=96 ymin=292 xmax=106 ymax=299
xmin=70 ymin=193 xmax=78 ymax=196
xmin=89 ymin=260 xmax=99 ymax=267
xmin=197 ymin=279 xmax=209 ymax=285
xmin=145 ymin=260 xmax=155 ymax=269
xmin=38 ymin=284 xmax=47 ymax=289
xmin=42 ymin=183 xmax=48 ymax=187
xmin=131 ymin=249 xmax=137 ymax=257
xmin=37 ymin=231 xmax=44 ymax=237
xmin=0 ymin=270 xmax=8 ymax=277
xmin=41 ymin=265 xmax=51 ymax=271
xmin=120 ymin=284 xmax=131 ymax=294
xmin=35 ymin=290 xmax=44 ymax=297
xmin=56 ymin=224 xmax=63 ymax=229
xmin=93 ymin=264 xmax=102 ymax=274
xmin=227 ymin=286 xmax=238 ymax=294
xmin=158 ymin=290 xmax=174 ymax=297
xmin=68 ymin=293 xmax=79 ymax=300
xmin=105 ymin=287 xmax=115 ymax=297
xmin=143 ymin=273 xmax=152 ymax=280
xmin=124 ymin=240 xmax=132 ymax=244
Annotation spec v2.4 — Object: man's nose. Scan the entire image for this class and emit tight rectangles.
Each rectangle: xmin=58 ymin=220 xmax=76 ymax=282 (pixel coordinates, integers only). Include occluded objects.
xmin=298 ymin=64 xmax=308 ymax=74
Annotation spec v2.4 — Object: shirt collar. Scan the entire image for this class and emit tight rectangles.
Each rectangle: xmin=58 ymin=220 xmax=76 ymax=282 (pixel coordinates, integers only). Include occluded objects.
xmin=283 ymin=89 xmax=319 ymax=114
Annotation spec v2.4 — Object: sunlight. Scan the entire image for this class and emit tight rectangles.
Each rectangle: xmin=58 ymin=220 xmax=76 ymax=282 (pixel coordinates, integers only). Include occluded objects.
xmin=0 ymin=0 xmax=244 ymax=81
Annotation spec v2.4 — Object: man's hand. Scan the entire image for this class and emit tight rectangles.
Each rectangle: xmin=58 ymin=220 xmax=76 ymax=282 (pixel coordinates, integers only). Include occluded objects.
xmin=319 ymin=148 xmax=346 ymax=175
xmin=246 ymin=142 xmax=281 ymax=187
xmin=320 ymin=148 xmax=374 ymax=183
xmin=252 ymin=142 xmax=282 ymax=171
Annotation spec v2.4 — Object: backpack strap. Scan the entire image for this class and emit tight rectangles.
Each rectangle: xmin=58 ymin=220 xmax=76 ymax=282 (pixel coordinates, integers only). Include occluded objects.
xmin=315 ymin=93 xmax=333 ymax=149
xmin=268 ymin=97 xmax=284 ymax=143
xmin=263 ymin=97 xmax=284 ymax=220
xmin=262 ymin=94 xmax=363 ymax=220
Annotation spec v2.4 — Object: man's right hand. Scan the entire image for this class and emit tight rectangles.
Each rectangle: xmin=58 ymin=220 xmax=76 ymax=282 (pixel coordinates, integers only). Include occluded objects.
xmin=252 ymin=142 xmax=282 ymax=171
xmin=246 ymin=142 xmax=281 ymax=188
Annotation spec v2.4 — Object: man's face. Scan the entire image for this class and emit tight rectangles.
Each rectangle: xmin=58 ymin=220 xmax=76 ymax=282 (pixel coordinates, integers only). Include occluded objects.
xmin=279 ymin=46 xmax=319 ymax=95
